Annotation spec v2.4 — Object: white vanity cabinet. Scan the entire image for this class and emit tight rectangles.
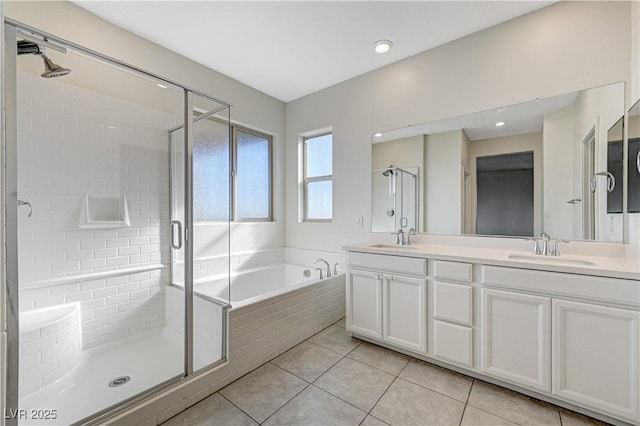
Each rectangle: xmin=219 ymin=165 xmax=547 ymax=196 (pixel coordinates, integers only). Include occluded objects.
xmin=346 ymin=252 xmax=427 ymax=353
xmin=432 ymin=260 xmax=474 ymax=367
xmin=382 ymin=274 xmax=426 ymax=352
xmin=480 ymin=288 xmax=551 ymax=392
xmin=344 ymin=245 xmax=640 ymax=425
xmin=552 ymin=299 xmax=640 ymax=421
xmin=346 ymin=268 xmax=383 ymax=339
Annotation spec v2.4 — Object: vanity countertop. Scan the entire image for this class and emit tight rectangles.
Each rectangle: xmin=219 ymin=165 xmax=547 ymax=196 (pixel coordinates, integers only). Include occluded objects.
xmin=343 ymin=241 xmax=640 ymax=281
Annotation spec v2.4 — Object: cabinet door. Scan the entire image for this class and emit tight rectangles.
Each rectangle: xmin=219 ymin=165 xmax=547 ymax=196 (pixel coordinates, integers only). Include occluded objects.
xmin=383 ymin=275 xmax=427 ymax=353
xmin=346 ymin=268 xmax=383 ymax=339
xmin=481 ymin=288 xmax=551 ymax=392
xmin=553 ymin=299 xmax=639 ymax=422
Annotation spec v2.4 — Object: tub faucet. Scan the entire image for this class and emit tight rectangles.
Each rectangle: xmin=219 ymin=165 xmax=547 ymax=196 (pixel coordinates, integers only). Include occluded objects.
xmin=313 ymin=258 xmax=331 ymax=278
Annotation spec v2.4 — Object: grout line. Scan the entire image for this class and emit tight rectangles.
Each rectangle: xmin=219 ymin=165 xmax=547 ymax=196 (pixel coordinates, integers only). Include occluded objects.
xmin=464 ymin=386 xmax=524 ymax=426
xmin=310 ymin=352 xmax=346 ymax=385
xmin=367 ymin=375 xmax=398 ymax=417
xmin=303 ymin=337 xmax=355 ymax=358
xmin=258 ymin=382 xmax=311 ymax=425
xmin=340 ymin=353 xmax=399 ymax=378
xmin=308 ymin=383 xmax=370 ymax=417
xmin=359 ymin=414 xmax=391 ymax=426
xmin=307 ymin=340 xmax=362 ymax=358
xmin=558 ymin=407 xmax=563 ymax=426
xmin=218 ymin=392 xmax=263 ymax=425
xmin=459 ymin=378 xmax=474 ymax=426
xmin=395 ymin=373 xmax=473 ymax=405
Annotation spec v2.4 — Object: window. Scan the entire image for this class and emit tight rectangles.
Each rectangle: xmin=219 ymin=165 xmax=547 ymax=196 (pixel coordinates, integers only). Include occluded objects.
xmin=234 ymin=128 xmax=272 ymax=221
xmin=303 ymin=132 xmax=333 ymax=221
xmin=192 ymin=118 xmax=272 ymax=222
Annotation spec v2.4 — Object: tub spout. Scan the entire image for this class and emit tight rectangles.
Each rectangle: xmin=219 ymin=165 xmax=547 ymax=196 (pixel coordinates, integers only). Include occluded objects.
xmin=313 ymin=258 xmax=331 ymax=278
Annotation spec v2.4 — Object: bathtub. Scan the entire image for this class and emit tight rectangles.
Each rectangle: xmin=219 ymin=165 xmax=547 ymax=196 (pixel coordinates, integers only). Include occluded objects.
xmin=194 ymin=263 xmax=329 ymax=307
xmin=166 ymin=260 xmax=345 ymax=373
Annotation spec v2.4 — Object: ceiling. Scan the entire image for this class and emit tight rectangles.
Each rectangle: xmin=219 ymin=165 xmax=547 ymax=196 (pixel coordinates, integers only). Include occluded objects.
xmin=72 ymin=1 xmax=554 ymax=103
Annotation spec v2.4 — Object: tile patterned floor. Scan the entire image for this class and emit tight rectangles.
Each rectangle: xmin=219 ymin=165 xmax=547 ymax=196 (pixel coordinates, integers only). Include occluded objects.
xmin=163 ymin=319 xmax=609 ymax=426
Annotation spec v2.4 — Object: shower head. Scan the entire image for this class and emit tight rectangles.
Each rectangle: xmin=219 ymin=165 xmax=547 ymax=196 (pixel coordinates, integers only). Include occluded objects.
xmin=382 ymin=168 xmax=395 ymax=177
xmin=40 ymin=54 xmax=71 ymax=78
xmin=17 ymin=40 xmax=71 ymax=79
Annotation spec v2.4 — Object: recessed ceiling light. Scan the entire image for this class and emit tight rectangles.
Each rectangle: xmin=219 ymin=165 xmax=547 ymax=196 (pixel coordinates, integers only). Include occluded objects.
xmin=373 ymin=40 xmax=393 ymax=54
xmin=374 ymin=132 xmax=383 ymax=137
xmin=156 ymin=83 xmax=168 ymax=89
xmin=495 ymin=121 xmax=506 ymax=127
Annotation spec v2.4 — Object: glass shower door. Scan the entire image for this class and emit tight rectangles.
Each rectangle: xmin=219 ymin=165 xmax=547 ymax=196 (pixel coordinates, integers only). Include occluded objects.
xmin=170 ymin=93 xmax=231 ymax=373
xmin=7 ymin=24 xmax=186 ymax=425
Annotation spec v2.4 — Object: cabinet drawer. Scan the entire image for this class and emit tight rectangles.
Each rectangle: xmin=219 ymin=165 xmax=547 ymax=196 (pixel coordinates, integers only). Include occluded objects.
xmin=434 ymin=320 xmax=473 ymax=367
xmin=434 ymin=260 xmax=473 ymax=282
xmin=434 ymin=281 xmax=472 ymax=325
xmin=348 ymin=252 xmax=426 ymax=276
xmin=481 ymin=265 xmax=640 ymax=308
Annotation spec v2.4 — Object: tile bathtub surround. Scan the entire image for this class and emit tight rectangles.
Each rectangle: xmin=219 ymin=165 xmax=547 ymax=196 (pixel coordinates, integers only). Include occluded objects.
xmin=162 ymin=319 xmax=608 ymax=426
xmin=17 ymin=70 xmax=176 ymax=348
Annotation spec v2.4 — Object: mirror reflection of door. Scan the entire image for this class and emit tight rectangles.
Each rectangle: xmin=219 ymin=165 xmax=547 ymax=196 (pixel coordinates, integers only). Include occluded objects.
xmin=629 ymin=137 xmax=640 ymax=213
xmin=582 ymin=127 xmax=596 ymax=240
xmin=628 ymin=100 xmax=640 ymax=214
xmin=475 ymin=152 xmax=534 ymax=237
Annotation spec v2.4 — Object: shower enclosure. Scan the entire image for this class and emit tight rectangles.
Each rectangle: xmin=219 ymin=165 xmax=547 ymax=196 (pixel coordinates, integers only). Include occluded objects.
xmin=371 ymin=165 xmax=419 ymax=233
xmin=4 ymin=21 xmax=231 ymax=425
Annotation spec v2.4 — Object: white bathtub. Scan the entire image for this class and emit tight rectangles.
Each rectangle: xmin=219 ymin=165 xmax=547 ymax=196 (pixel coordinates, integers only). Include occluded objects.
xmin=195 ymin=264 xmax=328 ymax=307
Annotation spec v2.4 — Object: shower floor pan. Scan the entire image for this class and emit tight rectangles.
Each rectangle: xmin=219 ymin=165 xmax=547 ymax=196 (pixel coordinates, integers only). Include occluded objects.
xmin=18 ymin=326 xmax=184 ymax=425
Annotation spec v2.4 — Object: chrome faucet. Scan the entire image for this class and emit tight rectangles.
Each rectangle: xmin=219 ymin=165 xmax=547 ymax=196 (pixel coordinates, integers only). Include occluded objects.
xmin=548 ymin=239 xmax=569 ymax=256
xmin=407 ymin=228 xmax=417 ymax=245
xmin=525 ymin=233 xmax=568 ymax=256
xmin=540 ymin=232 xmax=551 ymax=255
xmin=391 ymin=229 xmax=405 ymax=245
xmin=313 ymin=258 xmax=331 ymax=278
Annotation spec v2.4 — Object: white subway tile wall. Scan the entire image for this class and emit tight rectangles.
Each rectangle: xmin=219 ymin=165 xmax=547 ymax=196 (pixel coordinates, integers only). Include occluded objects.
xmin=19 ymin=304 xmax=82 ymax=397
xmin=17 ymin=70 xmax=178 ymax=349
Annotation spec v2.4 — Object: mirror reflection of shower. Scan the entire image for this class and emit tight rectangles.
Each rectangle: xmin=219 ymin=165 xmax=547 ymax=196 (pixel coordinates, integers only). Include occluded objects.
xmin=372 ymin=165 xmax=419 ymax=233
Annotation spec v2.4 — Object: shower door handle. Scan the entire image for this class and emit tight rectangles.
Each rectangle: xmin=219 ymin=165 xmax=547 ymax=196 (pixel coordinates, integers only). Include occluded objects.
xmin=171 ymin=220 xmax=183 ymax=250
xmin=636 ymin=150 xmax=640 ymax=173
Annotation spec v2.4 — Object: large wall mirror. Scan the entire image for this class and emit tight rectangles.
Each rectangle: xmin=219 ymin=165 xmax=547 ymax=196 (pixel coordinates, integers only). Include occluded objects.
xmin=371 ymin=82 xmax=626 ymax=242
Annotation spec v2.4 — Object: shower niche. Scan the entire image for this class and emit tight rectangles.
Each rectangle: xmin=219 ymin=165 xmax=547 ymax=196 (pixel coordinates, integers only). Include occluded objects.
xmin=371 ymin=165 xmax=419 ymax=233
xmin=78 ymin=193 xmax=131 ymax=229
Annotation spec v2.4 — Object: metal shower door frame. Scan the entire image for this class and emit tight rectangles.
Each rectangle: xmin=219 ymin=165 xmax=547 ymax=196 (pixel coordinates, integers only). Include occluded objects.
xmin=2 ymin=19 xmax=232 ymax=425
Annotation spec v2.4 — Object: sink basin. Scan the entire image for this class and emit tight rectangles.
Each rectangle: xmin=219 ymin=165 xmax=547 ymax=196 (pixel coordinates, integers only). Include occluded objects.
xmin=368 ymin=244 xmax=419 ymax=250
xmin=508 ymin=254 xmax=597 ymax=267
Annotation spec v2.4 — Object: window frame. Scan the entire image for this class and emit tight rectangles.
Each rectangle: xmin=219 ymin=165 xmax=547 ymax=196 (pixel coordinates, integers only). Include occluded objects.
xmin=302 ymin=132 xmax=333 ymax=223
xmin=231 ymin=125 xmax=273 ymax=222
